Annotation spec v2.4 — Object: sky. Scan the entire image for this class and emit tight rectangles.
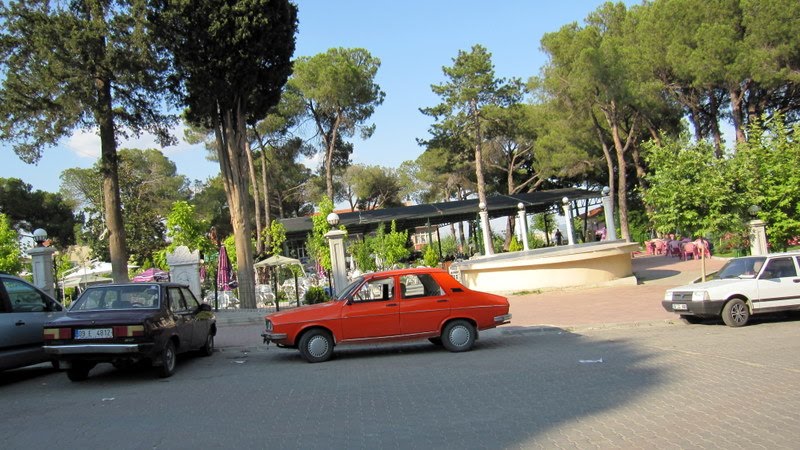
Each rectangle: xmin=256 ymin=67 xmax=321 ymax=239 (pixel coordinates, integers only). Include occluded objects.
xmin=0 ymin=1 xmax=632 ymax=194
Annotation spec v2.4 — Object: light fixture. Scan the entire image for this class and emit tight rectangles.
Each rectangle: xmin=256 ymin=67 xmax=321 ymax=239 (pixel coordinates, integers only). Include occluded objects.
xmin=32 ymin=228 xmax=47 ymax=246
xmin=517 ymin=202 xmax=524 ymax=211
xmin=562 ymin=197 xmax=569 ymax=205
xmin=478 ymin=201 xmax=486 ymax=211
xmin=602 ymin=186 xmax=610 ymax=196
xmin=326 ymin=212 xmax=340 ymax=227
xmin=748 ymin=205 xmax=761 ymax=218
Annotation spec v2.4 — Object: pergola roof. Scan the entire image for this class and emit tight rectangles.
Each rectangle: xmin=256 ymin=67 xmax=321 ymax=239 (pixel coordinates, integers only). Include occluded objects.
xmin=278 ymin=187 xmax=599 ymax=240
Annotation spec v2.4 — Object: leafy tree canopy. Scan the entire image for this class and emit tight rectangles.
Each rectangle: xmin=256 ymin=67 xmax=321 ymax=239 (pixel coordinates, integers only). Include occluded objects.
xmin=0 ymin=177 xmax=78 ymax=247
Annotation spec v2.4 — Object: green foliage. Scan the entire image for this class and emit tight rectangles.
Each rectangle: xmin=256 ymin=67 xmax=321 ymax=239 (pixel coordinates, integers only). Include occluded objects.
xmin=305 ymin=196 xmax=337 ymax=271
xmin=508 ymin=235 xmax=523 ymax=252
xmin=165 ymin=201 xmax=211 ymax=253
xmin=370 ymin=221 xmax=410 ymax=270
xmin=0 ymin=213 xmax=22 ymax=275
xmin=339 ymin=164 xmax=403 ymax=210
xmin=422 ymin=244 xmax=439 ymax=267
xmin=304 ymin=286 xmax=330 ymax=305
xmin=223 ymin=234 xmax=237 ymax=272
xmin=0 ymin=178 xmax=78 ymax=248
xmin=349 ymin=239 xmax=376 ymax=273
xmin=267 ymin=221 xmax=287 ymax=257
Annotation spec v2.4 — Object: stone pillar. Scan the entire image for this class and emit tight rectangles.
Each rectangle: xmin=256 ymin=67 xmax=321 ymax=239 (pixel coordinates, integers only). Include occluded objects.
xmin=748 ymin=219 xmax=768 ymax=256
xmin=166 ymin=246 xmax=202 ymax=300
xmin=478 ymin=202 xmax=494 ymax=256
xmin=562 ymin=198 xmax=576 ymax=246
xmin=517 ymin=203 xmax=530 ymax=251
xmin=601 ymin=188 xmax=617 ymax=241
xmin=325 ymin=230 xmax=348 ymax=295
xmin=28 ymin=246 xmax=56 ymax=299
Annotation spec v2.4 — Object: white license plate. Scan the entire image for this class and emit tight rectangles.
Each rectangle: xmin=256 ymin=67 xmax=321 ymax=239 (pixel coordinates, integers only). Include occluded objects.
xmin=672 ymin=304 xmax=688 ymax=311
xmin=75 ymin=328 xmax=113 ymax=339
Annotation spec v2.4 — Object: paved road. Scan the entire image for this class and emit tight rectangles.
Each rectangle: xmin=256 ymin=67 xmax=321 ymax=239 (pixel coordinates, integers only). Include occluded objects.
xmin=3 ymin=315 xmax=799 ymax=449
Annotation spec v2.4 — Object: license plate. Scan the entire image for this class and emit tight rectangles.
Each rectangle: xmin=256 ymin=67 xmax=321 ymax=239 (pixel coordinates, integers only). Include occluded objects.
xmin=672 ymin=304 xmax=688 ymax=311
xmin=75 ymin=328 xmax=113 ymax=339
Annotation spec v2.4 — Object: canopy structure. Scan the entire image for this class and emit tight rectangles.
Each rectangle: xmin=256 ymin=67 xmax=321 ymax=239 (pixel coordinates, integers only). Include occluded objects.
xmin=277 ymin=187 xmax=599 ymax=240
xmin=59 ymin=274 xmax=112 ymax=289
xmin=254 ymin=255 xmax=302 ymax=268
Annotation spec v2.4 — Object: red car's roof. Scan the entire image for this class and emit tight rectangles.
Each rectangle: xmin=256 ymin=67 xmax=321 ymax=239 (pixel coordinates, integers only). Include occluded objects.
xmin=360 ymin=267 xmax=449 ymax=279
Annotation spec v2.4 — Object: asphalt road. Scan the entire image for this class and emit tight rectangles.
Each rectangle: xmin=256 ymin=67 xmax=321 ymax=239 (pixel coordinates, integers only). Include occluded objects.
xmin=2 ymin=316 xmax=799 ymax=449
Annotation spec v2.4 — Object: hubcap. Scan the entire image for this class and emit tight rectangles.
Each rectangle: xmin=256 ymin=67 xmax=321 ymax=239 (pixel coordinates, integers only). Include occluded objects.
xmin=165 ymin=347 xmax=175 ymax=370
xmin=449 ymin=325 xmax=470 ymax=347
xmin=308 ymin=335 xmax=329 ymax=358
xmin=731 ymin=303 xmax=747 ymax=324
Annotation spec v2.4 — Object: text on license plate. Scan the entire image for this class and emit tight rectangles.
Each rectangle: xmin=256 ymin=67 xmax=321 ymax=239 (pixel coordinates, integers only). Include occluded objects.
xmin=75 ymin=328 xmax=113 ymax=339
xmin=672 ymin=304 xmax=688 ymax=311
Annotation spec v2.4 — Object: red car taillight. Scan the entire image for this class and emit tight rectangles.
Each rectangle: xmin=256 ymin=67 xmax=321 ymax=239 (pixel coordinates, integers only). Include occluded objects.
xmin=113 ymin=325 xmax=145 ymax=337
xmin=43 ymin=328 xmax=71 ymax=340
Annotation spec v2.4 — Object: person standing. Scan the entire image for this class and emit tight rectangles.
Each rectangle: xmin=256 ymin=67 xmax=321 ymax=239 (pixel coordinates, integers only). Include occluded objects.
xmin=554 ymin=229 xmax=563 ymax=246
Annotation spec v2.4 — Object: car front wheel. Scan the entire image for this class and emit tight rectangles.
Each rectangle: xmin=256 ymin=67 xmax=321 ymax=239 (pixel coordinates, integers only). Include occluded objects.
xmin=157 ymin=340 xmax=177 ymax=378
xmin=441 ymin=320 xmax=476 ymax=352
xmin=298 ymin=329 xmax=333 ymax=363
xmin=722 ymin=299 xmax=750 ymax=327
xmin=199 ymin=333 xmax=214 ymax=357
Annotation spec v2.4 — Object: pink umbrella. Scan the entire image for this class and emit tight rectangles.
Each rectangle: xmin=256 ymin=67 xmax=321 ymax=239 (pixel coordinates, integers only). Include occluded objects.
xmin=132 ymin=268 xmax=170 ymax=282
xmin=217 ymin=246 xmax=236 ymax=291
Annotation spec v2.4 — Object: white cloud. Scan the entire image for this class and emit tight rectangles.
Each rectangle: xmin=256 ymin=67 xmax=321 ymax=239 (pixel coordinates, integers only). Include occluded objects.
xmin=66 ymin=130 xmax=101 ymax=158
xmin=66 ymin=124 xmax=204 ymax=159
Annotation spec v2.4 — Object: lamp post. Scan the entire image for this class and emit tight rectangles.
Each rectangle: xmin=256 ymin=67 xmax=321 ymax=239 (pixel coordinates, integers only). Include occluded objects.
xmin=478 ymin=201 xmax=494 ymax=256
xmin=517 ymin=202 xmax=530 ymax=251
xmin=325 ymin=212 xmax=348 ymax=296
xmin=748 ymin=205 xmax=768 ymax=256
xmin=562 ymin=197 xmax=576 ymax=246
xmin=601 ymin=186 xmax=617 ymax=241
xmin=27 ymin=228 xmax=56 ymax=298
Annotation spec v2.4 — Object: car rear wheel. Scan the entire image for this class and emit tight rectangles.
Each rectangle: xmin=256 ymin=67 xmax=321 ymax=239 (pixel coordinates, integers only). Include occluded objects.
xmin=722 ymin=299 xmax=750 ymax=327
xmin=298 ymin=329 xmax=333 ymax=363
xmin=199 ymin=333 xmax=214 ymax=357
xmin=66 ymin=361 xmax=95 ymax=382
xmin=441 ymin=320 xmax=476 ymax=352
xmin=157 ymin=340 xmax=177 ymax=378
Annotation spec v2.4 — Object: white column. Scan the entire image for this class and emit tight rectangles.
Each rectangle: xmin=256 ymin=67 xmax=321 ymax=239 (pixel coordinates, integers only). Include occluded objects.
xmin=478 ymin=202 xmax=494 ymax=256
xmin=748 ymin=219 xmax=768 ymax=256
xmin=562 ymin=197 xmax=575 ymax=246
xmin=601 ymin=187 xmax=617 ymax=241
xmin=325 ymin=230 xmax=349 ymax=295
xmin=517 ymin=203 xmax=530 ymax=251
xmin=27 ymin=246 xmax=56 ymax=299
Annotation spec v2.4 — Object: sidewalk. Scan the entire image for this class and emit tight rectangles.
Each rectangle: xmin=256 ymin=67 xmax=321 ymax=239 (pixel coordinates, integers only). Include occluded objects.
xmin=213 ymin=254 xmax=728 ymax=331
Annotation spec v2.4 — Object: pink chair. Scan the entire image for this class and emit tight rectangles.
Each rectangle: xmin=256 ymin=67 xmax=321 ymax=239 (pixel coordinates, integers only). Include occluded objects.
xmin=682 ymin=242 xmax=696 ymax=260
xmin=667 ymin=240 xmax=682 ymax=258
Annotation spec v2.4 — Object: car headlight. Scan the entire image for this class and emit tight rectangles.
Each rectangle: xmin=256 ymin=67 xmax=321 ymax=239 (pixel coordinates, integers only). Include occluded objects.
xmin=664 ymin=291 xmax=674 ymax=301
xmin=265 ymin=319 xmax=273 ymax=332
xmin=692 ymin=291 xmax=709 ymax=301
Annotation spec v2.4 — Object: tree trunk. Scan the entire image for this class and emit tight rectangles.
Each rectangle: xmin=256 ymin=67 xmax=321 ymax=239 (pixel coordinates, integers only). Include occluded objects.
xmin=729 ymin=85 xmax=747 ymax=144
xmin=215 ymin=102 xmax=255 ymax=309
xmin=709 ymin=93 xmax=723 ymax=158
xmin=95 ymin=75 xmax=129 ymax=283
xmin=591 ymin=112 xmax=615 ymax=223
xmin=259 ymin=147 xmax=272 ymax=249
xmin=604 ymin=102 xmax=634 ymax=242
xmin=472 ymin=102 xmax=493 ymax=255
xmin=245 ymin=139 xmax=262 ymax=256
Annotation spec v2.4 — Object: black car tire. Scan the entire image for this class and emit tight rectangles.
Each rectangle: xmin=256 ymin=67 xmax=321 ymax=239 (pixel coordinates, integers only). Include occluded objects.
xmin=157 ymin=340 xmax=177 ymax=378
xmin=199 ymin=333 xmax=214 ymax=357
xmin=441 ymin=320 xmax=476 ymax=353
xmin=66 ymin=362 xmax=94 ymax=382
xmin=298 ymin=329 xmax=333 ymax=363
xmin=722 ymin=298 xmax=750 ymax=327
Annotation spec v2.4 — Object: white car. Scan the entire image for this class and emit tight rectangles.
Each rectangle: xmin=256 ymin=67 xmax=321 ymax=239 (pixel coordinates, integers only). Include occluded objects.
xmin=662 ymin=252 xmax=800 ymax=327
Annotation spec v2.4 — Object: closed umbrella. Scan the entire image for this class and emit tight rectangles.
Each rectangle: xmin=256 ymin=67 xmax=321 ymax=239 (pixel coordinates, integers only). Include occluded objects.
xmin=217 ymin=246 xmax=235 ymax=291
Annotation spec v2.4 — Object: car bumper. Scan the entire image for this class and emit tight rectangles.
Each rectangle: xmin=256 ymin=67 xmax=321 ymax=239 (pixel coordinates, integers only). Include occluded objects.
xmin=261 ymin=331 xmax=288 ymax=345
xmin=494 ymin=313 xmax=512 ymax=325
xmin=661 ymin=299 xmax=725 ymax=317
xmin=43 ymin=343 xmax=155 ymax=356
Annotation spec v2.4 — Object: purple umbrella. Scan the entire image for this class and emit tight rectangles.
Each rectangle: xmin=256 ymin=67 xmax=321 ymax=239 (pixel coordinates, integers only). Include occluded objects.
xmin=132 ymin=268 xmax=169 ymax=282
xmin=217 ymin=246 xmax=235 ymax=291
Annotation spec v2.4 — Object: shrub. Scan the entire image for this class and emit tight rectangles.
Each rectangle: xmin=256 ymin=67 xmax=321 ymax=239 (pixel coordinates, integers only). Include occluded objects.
xmin=304 ymin=286 xmax=330 ymax=305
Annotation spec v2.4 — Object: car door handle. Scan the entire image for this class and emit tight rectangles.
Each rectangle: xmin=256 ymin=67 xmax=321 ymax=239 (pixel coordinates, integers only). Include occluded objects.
xmin=386 ymin=303 xmax=397 ymax=307
xmin=15 ymin=320 xmax=25 ymax=326
xmin=437 ymin=299 xmax=448 ymax=303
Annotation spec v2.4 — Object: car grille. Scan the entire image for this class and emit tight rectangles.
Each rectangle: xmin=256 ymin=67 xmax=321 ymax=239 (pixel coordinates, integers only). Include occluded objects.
xmin=672 ymin=292 xmax=694 ymax=301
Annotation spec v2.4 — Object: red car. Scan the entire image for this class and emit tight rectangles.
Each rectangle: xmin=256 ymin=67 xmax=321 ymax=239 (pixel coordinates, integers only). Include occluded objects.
xmin=261 ymin=268 xmax=511 ymax=363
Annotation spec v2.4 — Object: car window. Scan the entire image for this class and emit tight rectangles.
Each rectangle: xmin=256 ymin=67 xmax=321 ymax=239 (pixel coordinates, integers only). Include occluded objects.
xmin=181 ymin=287 xmax=199 ymax=309
xmin=718 ymin=257 xmax=767 ymax=278
xmin=399 ymin=274 xmax=444 ymax=299
xmin=168 ymin=287 xmax=188 ymax=312
xmin=2 ymin=278 xmax=56 ymax=312
xmin=760 ymin=257 xmax=797 ymax=279
xmin=353 ymin=278 xmax=395 ymax=302
xmin=72 ymin=285 xmax=160 ymax=310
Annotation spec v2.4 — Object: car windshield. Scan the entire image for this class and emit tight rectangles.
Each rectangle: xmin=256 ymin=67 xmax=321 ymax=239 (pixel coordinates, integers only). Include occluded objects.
xmin=717 ymin=257 xmax=767 ymax=279
xmin=334 ymin=277 xmax=365 ymax=301
xmin=71 ymin=284 xmax=161 ymax=311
